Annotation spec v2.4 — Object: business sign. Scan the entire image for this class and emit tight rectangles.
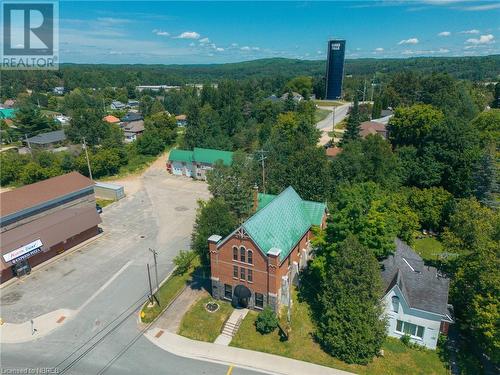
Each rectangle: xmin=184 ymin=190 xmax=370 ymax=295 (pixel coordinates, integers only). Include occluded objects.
xmin=1 ymin=0 xmax=59 ymax=70
xmin=3 ymin=239 xmax=43 ymax=263
xmin=331 ymin=43 xmax=341 ymax=50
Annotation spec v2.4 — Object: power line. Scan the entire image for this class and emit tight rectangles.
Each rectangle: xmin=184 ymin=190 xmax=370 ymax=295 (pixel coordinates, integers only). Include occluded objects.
xmin=256 ymin=149 xmax=268 ymax=194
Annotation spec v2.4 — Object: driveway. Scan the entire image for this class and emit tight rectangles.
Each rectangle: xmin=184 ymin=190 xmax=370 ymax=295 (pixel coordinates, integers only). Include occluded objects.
xmin=0 ymin=160 xmax=261 ymax=375
xmin=316 ymin=104 xmax=350 ymax=146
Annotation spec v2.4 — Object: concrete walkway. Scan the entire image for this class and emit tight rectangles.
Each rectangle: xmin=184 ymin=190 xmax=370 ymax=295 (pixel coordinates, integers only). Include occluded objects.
xmin=0 ymin=308 xmax=74 ymax=343
xmin=145 ymin=328 xmax=354 ymax=375
xmin=214 ymin=308 xmax=248 ymax=346
xmin=153 ymin=284 xmax=206 ymax=333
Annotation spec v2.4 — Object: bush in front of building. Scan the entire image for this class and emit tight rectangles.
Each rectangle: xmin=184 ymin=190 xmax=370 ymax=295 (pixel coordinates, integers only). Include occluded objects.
xmin=173 ymin=250 xmax=196 ymax=276
xmin=255 ymin=306 xmax=278 ymax=334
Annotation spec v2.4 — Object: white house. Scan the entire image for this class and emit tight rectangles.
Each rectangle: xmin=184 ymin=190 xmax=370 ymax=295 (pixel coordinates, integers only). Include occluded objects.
xmin=381 ymin=239 xmax=453 ymax=349
xmin=111 ymin=101 xmax=126 ymax=110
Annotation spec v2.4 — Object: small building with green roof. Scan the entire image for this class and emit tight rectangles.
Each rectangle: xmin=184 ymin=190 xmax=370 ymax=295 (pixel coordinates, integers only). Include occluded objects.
xmin=167 ymin=147 xmax=233 ymax=180
xmin=208 ymin=186 xmax=327 ymax=311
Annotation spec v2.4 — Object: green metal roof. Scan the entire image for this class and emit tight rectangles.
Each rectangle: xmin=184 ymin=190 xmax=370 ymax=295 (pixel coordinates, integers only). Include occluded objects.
xmin=0 ymin=109 xmax=16 ymax=119
xmin=243 ymin=187 xmax=326 ymax=262
xmin=193 ymin=147 xmax=233 ymax=166
xmin=168 ymin=149 xmax=193 ymax=163
xmin=168 ymin=147 xmax=233 ymax=166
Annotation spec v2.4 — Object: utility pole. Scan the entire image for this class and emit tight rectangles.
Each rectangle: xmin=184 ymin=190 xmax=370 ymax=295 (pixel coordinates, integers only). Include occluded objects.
xmin=147 ymin=264 xmax=154 ymax=304
xmin=363 ymin=79 xmax=367 ymax=103
xmin=82 ymin=137 xmax=93 ymax=180
xmin=256 ymin=149 xmax=267 ymax=194
xmin=149 ymin=248 xmax=159 ymax=293
xmin=24 ymin=134 xmax=33 ymax=159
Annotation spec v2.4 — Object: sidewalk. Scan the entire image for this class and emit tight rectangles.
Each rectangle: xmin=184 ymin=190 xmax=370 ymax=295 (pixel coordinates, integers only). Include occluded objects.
xmin=0 ymin=308 xmax=74 ymax=343
xmin=145 ymin=328 xmax=355 ymax=375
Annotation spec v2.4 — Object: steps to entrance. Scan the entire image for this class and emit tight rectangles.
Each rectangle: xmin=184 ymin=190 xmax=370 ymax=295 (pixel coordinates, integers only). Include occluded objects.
xmin=214 ymin=308 xmax=248 ymax=346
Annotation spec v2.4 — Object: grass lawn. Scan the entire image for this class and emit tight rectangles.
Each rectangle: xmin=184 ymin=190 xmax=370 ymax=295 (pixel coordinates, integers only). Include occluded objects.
xmin=178 ymin=295 xmax=233 ymax=342
xmin=95 ymin=198 xmax=114 ymax=208
xmin=315 ymin=108 xmax=331 ymax=123
xmin=140 ymin=257 xmax=200 ymax=323
xmin=314 ymin=100 xmax=345 ymax=107
xmin=231 ymin=289 xmax=448 ymax=375
xmin=413 ymin=237 xmax=444 ymax=262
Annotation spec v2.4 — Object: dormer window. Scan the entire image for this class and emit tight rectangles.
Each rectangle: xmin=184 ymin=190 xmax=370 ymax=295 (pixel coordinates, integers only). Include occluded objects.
xmin=392 ymin=296 xmax=400 ymax=313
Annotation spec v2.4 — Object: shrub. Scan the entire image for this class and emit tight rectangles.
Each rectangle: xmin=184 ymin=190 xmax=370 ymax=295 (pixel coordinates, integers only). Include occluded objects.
xmin=400 ymin=334 xmax=411 ymax=346
xmin=173 ymin=250 xmax=196 ymax=275
xmin=255 ymin=306 xmax=278 ymax=334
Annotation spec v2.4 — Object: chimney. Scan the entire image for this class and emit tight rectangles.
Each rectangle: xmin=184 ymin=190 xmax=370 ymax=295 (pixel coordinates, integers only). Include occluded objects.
xmin=253 ymin=183 xmax=259 ymax=212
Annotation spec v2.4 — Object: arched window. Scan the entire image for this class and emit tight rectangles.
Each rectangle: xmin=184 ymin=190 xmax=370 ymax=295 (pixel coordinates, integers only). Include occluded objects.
xmin=240 ymin=246 xmax=246 ymax=263
xmin=232 ymin=246 xmax=238 ymax=261
xmin=392 ymin=296 xmax=400 ymax=313
xmin=247 ymin=250 xmax=253 ymax=264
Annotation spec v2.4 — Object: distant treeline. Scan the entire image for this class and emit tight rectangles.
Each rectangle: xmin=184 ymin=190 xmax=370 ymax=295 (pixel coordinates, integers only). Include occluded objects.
xmin=1 ymin=55 xmax=499 ymax=96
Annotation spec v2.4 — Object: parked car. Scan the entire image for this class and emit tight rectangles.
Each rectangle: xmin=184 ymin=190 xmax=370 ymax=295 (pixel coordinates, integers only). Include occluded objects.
xmin=96 ymin=204 xmax=103 ymax=214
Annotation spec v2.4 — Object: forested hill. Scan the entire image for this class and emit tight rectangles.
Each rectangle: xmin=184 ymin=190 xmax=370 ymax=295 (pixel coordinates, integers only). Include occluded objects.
xmin=2 ymin=55 xmax=499 ymax=92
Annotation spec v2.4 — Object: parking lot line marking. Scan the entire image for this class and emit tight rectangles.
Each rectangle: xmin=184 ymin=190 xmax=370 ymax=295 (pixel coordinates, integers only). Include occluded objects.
xmin=226 ymin=365 xmax=233 ymax=375
xmin=79 ymin=260 xmax=133 ymax=311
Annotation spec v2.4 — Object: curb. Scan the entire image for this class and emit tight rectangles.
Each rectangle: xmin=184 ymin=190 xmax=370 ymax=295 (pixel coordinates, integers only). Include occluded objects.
xmin=0 ymin=230 xmax=106 ymax=290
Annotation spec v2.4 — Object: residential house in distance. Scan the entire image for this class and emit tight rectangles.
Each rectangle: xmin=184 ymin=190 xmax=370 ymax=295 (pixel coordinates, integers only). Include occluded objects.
xmin=103 ymin=115 xmax=120 ymax=124
xmin=1 ymin=99 xmax=16 ymax=108
xmin=280 ymin=91 xmax=304 ymax=102
xmin=359 ymin=121 xmax=387 ymax=139
xmin=175 ymin=114 xmax=187 ymax=127
xmin=208 ymin=187 xmax=327 ymax=311
xmin=381 ymin=239 xmax=453 ymax=349
xmin=121 ymin=112 xmax=143 ymax=123
xmin=53 ymin=87 xmax=65 ymax=95
xmin=23 ymin=130 xmax=66 ymax=149
xmin=54 ymin=114 xmax=70 ymax=125
xmin=123 ymin=120 xmax=145 ymax=142
xmin=135 ymin=85 xmax=180 ymax=92
xmin=111 ymin=101 xmax=126 ymax=110
xmin=0 ymin=108 xmax=16 ymax=120
xmin=127 ymin=100 xmax=139 ymax=108
xmin=325 ymin=146 xmax=342 ymax=159
xmin=167 ymin=147 xmax=233 ymax=180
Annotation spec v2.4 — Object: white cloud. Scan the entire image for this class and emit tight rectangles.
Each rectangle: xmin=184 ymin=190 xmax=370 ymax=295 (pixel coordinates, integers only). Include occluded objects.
xmin=466 ymin=34 xmax=495 ymax=45
xmin=460 ymin=29 xmax=480 ymax=34
xmin=152 ymin=30 xmax=169 ymax=36
xmin=216 ymin=47 xmax=224 ymax=52
xmin=176 ymin=31 xmax=200 ymax=39
xmin=462 ymin=3 xmax=500 ymax=11
xmin=398 ymin=38 xmax=419 ymax=45
xmin=438 ymin=31 xmax=451 ymax=37
xmin=317 ymin=50 xmax=323 ymax=54
xmin=374 ymin=47 xmax=384 ymax=52
xmin=240 ymin=46 xmax=251 ymax=51
xmin=252 ymin=47 xmax=260 ymax=51
xmin=231 ymin=43 xmax=238 ymax=47
xmin=199 ymin=37 xmax=210 ymax=44
xmin=438 ymin=48 xmax=450 ymax=53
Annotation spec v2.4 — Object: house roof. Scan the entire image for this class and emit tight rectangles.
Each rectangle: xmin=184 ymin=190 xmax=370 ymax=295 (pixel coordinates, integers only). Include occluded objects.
xmin=0 ymin=108 xmax=16 ymax=119
xmin=360 ymin=121 xmax=387 ymax=138
xmin=103 ymin=115 xmax=120 ymax=123
xmin=168 ymin=149 xmax=194 ymax=163
xmin=168 ymin=147 xmax=233 ymax=166
xmin=193 ymin=147 xmax=233 ymax=166
xmin=25 ymin=130 xmax=66 ymax=145
xmin=123 ymin=120 xmax=144 ymax=133
xmin=121 ymin=112 xmax=143 ymax=122
xmin=381 ymin=239 xmax=451 ymax=316
xmin=325 ymin=147 xmax=342 ymax=158
xmin=0 ymin=172 xmax=94 ymax=217
xmin=241 ymin=187 xmax=326 ymax=262
xmin=175 ymin=114 xmax=187 ymax=120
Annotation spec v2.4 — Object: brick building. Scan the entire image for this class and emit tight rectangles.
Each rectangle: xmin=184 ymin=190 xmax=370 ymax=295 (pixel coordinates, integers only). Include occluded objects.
xmin=0 ymin=172 xmax=102 ymax=283
xmin=208 ymin=186 xmax=327 ymax=311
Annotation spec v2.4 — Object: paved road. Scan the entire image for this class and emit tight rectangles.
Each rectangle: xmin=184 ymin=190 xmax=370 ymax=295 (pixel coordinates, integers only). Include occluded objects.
xmin=316 ymin=104 xmax=350 ymax=146
xmin=0 ymin=164 xmax=261 ymax=375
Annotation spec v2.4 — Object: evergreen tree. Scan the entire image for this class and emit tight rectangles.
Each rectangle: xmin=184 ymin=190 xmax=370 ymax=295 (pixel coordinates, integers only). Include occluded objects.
xmin=371 ymin=98 xmax=382 ymax=119
xmin=341 ymin=96 xmax=361 ymax=145
xmin=316 ymin=235 xmax=386 ymax=364
xmin=284 ymin=89 xmax=296 ymax=112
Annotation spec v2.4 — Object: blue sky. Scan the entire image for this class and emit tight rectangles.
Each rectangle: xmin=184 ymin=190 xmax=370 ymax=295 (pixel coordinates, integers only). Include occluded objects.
xmin=58 ymin=1 xmax=500 ymax=64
